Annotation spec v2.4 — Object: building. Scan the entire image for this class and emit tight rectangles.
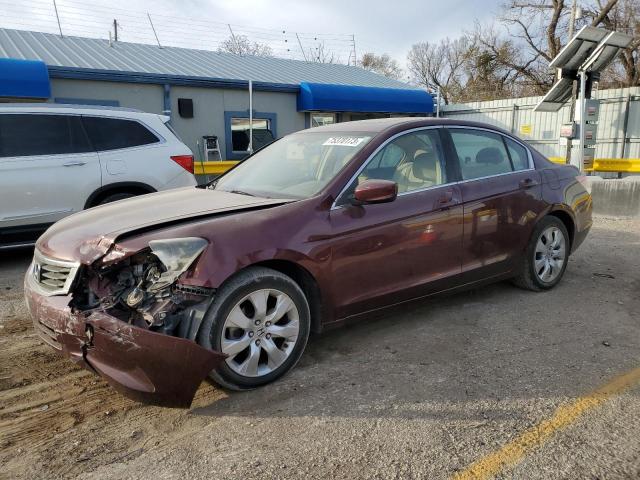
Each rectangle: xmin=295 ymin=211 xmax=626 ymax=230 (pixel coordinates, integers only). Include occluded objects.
xmin=0 ymin=28 xmax=434 ymax=160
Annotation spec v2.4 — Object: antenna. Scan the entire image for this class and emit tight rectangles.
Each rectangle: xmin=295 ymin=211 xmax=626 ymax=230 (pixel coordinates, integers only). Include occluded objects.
xmin=147 ymin=13 xmax=162 ymax=48
xmin=295 ymin=33 xmax=308 ymax=62
xmin=227 ymin=24 xmax=240 ymax=54
xmin=52 ymin=0 xmax=63 ymax=37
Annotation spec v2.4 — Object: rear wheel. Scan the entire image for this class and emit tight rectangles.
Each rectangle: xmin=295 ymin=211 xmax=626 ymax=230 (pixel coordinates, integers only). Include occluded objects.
xmin=513 ymin=216 xmax=570 ymax=291
xmin=197 ymin=267 xmax=310 ymax=390
xmin=96 ymin=192 xmax=137 ymax=205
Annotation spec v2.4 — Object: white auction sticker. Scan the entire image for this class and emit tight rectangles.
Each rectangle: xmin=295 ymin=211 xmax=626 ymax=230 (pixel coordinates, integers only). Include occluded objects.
xmin=322 ymin=136 xmax=366 ymax=147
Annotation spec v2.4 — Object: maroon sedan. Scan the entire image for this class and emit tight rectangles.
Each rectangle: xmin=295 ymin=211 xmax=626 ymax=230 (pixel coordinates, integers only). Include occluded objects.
xmin=25 ymin=118 xmax=592 ymax=407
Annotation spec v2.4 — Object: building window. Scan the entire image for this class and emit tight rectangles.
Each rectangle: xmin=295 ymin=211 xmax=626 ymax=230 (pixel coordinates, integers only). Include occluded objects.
xmin=224 ymin=111 xmax=277 ymax=160
xmin=230 ymin=118 xmax=274 ymax=153
xmin=311 ymin=113 xmax=336 ymax=127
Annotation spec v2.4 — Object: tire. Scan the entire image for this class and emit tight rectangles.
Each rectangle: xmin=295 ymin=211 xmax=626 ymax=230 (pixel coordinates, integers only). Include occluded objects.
xmin=197 ymin=267 xmax=310 ymax=390
xmin=96 ymin=192 xmax=138 ymax=205
xmin=512 ymin=216 xmax=570 ymax=291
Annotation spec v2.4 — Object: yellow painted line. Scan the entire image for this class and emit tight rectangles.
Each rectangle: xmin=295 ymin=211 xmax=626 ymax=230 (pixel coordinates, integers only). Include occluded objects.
xmin=193 ymin=160 xmax=240 ymax=175
xmin=452 ymin=366 xmax=640 ymax=480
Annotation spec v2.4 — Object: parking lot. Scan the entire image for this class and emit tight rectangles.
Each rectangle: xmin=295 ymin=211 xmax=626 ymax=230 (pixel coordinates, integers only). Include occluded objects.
xmin=0 ymin=215 xmax=639 ymax=480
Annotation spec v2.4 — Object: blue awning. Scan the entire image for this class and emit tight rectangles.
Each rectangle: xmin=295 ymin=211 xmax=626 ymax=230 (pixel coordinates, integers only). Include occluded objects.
xmin=297 ymin=82 xmax=433 ymax=114
xmin=0 ymin=58 xmax=51 ymax=99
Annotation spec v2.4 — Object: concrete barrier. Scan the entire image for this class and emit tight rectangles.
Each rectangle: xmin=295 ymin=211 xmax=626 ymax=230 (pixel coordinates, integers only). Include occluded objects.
xmin=585 ymin=177 xmax=640 ymax=217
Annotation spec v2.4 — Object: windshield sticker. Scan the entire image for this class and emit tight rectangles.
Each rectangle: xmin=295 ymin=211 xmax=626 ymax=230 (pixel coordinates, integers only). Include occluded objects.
xmin=322 ymin=136 xmax=366 ymax=147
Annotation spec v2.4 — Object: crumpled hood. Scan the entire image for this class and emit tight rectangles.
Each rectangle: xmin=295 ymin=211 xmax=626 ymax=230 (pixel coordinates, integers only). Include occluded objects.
xmin=36 ymin=187 xmax=293 ymax=263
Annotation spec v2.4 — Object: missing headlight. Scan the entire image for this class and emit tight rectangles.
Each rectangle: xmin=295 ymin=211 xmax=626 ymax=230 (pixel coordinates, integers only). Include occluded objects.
xmin=70 ymin=238 xmax=210 ymax=336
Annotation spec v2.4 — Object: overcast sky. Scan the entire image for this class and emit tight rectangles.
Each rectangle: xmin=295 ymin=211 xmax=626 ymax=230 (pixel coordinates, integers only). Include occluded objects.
xmin=7 ymin=0 xmax=503 ymax=67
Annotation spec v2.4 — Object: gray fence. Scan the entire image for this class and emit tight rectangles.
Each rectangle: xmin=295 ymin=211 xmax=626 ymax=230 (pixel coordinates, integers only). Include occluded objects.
xmin=441 ymin=87 xmax=640 ymax=160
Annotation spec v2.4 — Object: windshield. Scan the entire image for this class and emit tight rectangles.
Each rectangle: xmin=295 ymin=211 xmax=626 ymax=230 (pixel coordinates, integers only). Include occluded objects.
xmin=214 ymin=131 xmax=373 ymax=199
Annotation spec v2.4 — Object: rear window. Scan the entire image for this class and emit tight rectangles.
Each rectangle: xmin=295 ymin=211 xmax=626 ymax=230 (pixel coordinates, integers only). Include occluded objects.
xmin=0 ymin=114 xmax=92 ymax=157
xmin=82 ymin=117 xmax=159 ymax=151
xmin=504 ymin=137 xmax=530 ymax=171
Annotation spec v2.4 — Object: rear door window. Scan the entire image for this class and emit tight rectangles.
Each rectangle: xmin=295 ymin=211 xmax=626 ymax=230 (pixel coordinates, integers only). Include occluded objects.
xmin=448 ymin=129 xmax=513 ymax=180
xmin=82 ymin=117 xmax=159 ymax=151
xmin=0 ymin=114 xmax=92 ymax=157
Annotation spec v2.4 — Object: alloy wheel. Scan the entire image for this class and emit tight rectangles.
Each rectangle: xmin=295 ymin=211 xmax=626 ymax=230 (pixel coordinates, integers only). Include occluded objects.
xmin=220 ymin=288 xmax=300 ymax=377
xmin=533 ymin=226 xmax=566 ymax=283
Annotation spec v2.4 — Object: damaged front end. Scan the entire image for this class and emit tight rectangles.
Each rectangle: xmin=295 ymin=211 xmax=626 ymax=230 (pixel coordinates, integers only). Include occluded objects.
xmin=26 ymin=237 xmax=226 ymax=408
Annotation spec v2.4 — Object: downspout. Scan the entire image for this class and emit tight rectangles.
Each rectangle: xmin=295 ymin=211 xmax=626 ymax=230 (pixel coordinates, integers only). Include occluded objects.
xmin=163 ymin=84 xmax=171 ymax=120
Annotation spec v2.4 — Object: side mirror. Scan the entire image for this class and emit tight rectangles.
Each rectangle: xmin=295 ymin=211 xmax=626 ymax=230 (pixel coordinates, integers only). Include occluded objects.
xmin=353 ymin=179 xmax=398 ymax=205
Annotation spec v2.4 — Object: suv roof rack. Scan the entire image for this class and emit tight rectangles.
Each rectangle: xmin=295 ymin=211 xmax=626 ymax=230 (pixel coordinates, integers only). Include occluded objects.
xmin=0 ymin=103 xmax=143 ymax=113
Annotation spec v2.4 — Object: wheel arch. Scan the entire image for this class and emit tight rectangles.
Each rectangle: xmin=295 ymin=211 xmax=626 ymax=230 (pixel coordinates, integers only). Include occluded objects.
xmin=248 ymin=259 xmax=324 ymax=335
xmin=85 ymin=182 xmax=157 ymax=209
xmin=547 ymin=208 xmax=575 ymax=250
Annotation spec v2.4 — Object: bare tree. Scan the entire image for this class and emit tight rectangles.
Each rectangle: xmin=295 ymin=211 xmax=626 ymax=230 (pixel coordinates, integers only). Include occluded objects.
xmin=407 ymin=37 xmax=470 ymax=104
xmin=218 ymin=34 xmax=273 ymax=57
xmin=493 ymin=0 xmax=630 ymax=93
xmin=307 ymin=42 xmax=339 ymax=63
xmin=359 ymin=52 xmax=403 ymax=79
xmin=583 ymin=0 xmax=640 ymax=86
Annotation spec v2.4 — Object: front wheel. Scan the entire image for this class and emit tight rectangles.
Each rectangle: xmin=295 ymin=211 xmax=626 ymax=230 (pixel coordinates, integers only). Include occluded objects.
xmin=197 ymin=267 xmax=310 ymax=390
xmin=513 ymin=216 xmax=570 ymax=291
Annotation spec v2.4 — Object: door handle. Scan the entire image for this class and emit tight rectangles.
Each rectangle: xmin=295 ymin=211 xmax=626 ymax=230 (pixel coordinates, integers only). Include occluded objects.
xmin=435 ymin=190 xmax=455 ymax=210
xmin=63 ymin=161 xmax=87 ymax=167
xmin=519 ymin=178 xmax=538 ymax=189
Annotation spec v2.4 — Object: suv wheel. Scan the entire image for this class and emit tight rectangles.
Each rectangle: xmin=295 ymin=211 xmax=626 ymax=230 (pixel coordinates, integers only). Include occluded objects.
xmin=197 ymin=267 xmax=311 ymax=390
xmin=96 ymin=192 xmax=138 ymax=205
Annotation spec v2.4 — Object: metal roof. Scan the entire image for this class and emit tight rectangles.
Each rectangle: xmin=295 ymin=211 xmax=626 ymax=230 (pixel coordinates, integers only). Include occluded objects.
xmin=0 ymin=28 xmax=414 ymax=90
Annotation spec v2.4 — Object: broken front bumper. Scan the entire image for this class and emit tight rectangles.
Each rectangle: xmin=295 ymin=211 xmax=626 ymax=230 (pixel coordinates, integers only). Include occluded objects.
xmin=24 ymin=272 xmax=226 ymax=408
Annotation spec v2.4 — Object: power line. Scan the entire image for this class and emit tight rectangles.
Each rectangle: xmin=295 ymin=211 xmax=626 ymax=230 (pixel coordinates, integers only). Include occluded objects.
xmin=0 ymin=0 xmax=358 ymax=64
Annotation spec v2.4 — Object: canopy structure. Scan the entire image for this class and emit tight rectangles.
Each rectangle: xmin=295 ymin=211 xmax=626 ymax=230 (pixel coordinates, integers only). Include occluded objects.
xmin=0 ymin=58 xmax=50 ymax=99
xmin=297 ymin=82 xmax=434 ymax=114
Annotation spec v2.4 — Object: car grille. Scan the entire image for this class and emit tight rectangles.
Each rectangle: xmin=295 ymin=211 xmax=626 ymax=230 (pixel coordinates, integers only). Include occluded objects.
xmin=32 ymin=251 xmax=80 ymax=296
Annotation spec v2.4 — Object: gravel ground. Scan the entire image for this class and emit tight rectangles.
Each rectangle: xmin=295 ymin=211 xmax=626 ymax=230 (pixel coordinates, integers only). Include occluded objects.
xmin=0 ymin=216 xmax=639 ymax=480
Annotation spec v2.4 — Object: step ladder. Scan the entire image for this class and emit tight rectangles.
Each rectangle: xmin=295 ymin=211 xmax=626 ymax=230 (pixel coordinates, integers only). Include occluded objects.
xmin=202 ymin=135 xmax=221 ymax=161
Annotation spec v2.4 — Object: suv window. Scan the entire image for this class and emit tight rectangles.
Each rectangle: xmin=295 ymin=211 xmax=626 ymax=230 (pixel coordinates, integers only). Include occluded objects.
xmin=504 ymin=137 xmax=530 ymax=171
xmin=449 ymin=129 xmax=513 ymax=180
xmin=0 ymin=114 xmax=92 ymax=158
xmin=349 ymin=129 xmax=447 ymax=196
xmin=82 ymin=117 xmax=159 ymax=151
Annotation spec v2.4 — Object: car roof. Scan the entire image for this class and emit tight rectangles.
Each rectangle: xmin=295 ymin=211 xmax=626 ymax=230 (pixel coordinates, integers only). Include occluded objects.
xmin=307 ymin=117 xmax=513 ymax=137
xmin=0 ymin=103 xmax=154 ymax=117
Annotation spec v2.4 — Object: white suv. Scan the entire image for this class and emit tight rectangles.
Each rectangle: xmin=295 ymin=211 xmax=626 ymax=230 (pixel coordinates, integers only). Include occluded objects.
xmin=0 ymin=103 xmax=197 ymax=248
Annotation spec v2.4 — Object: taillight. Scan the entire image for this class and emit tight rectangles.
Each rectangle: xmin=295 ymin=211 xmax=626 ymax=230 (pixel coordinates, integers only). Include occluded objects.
xmin=170 ymin=155 xmax=194 ymax=174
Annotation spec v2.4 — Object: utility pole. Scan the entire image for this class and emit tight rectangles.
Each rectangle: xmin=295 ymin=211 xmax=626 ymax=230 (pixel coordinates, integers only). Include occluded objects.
xmin=113 ymin=19 xmax=119 ymax=42
xmin=564 ymin=0 xmax=579 ymax=164
xmin=568 ymin=0 xmax=578 ymax=37
xmin=352 ymin=34 xmax=357 ymax=66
